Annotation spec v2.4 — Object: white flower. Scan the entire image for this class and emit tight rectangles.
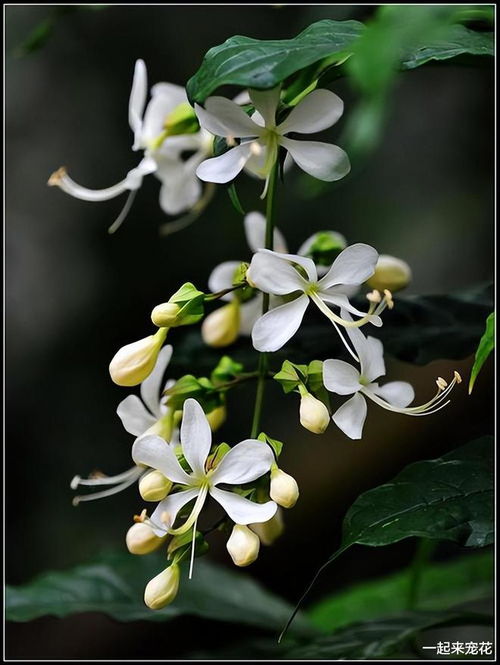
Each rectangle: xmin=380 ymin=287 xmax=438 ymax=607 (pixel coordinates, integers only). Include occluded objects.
xmin=48 ymin=60 xmax=212 ymax=228
xmin=247 ymin=244 xmax=388 ymax=353
xmin=195 ymin=87 xmax=350 ymax=193
xmin=323 ymin=311 xmax=462 ymax=439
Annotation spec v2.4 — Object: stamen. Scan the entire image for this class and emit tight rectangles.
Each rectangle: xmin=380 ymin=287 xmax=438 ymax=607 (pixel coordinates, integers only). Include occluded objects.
xmin=107 ymin=189 xmax=137 ymax=234
xmin=226 ymin=135 xmax=237 ymax=147
xmin=454 ymin=371 xmax=462 ymax=383
xmin=366 ymin=290 xmax=382 ymax=304
xmin=310 ymin=292 xmax=381 ymax=330
xmin=71 ymin=466 xmax=144 ymax=504
xmin=48 ymin=167 xmax=130 ymax=202
xmin=383 ymin=289 xmax=394 ymax=309
xmin=250 ymin=141 xmax=262 ymax=156
xmin=436 ymin=377 xmax=448 ymax=391
xmin=189 ymin=519 xmax=198 ymax=580
xmin=167 ymin=486 xmax=208 ymax=537
xmin=134 ymin=509 xmax=148 ymax=523
xmin=70 ymin=466 xmax=142 ymax=488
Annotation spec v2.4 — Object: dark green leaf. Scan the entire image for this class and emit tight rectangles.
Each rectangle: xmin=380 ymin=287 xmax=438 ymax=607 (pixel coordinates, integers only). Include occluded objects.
xmin=227 ymin=183 xmax=246 ymax=215
xmin=469 ymin=312 xmax=494 ymax=394
xmin=6 ymin=552 xmax=314 ymax=635
xmin=210 ymin=355 xmax=244 ymax=386
xmin=258 ymin=432 xmax=283 ymax=458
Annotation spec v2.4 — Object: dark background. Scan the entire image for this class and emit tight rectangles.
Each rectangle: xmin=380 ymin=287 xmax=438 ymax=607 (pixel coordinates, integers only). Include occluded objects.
xmin=5 ymin=4 xmax=494 ymax=660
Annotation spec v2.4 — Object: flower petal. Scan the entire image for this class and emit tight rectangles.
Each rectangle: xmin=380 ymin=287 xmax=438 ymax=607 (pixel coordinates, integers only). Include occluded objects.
xmin=156 ymin=158 xmax=203 ymax=215
xmin=116 ymin=395 xmax=156 ymax=436
xmin=318 ymin=243 xmax=379 ymax=289
xmin=141 ymin=83 xmax=187 ymax=145
xmin=332 ymin=393 xmax=368 ymax=440
xmin=249 ymin=87 xmax=281 ymax=127
xmin=367 ymin=381 xmax=415 ymax=407
xmin=129 ymin=59 xmax=147 ymax=149
xmin=140 ymin=345 xmax=173 ymax=418
xmin=208 ymin=261 xmax=242 ymax=299
xmin=132 ymin=435 xmax=193 ymax=485
xmin=341 ymin=311 xmax=386 ymax=382
xmin=211 ymin=439 xmax=274 ymax=486
xmin=210 ymin=487 xmax=277 ymax=525
xmin=323 ymin=359 xmax=361 ymax=395
xmin=252 ymin=295 xmax=309 ymax=352
xmin=243 ymin=211 xmax=288 ymax=253
xmin=248 ymin=252 xmax=306 ymax=295
xmin=196 ymin=143 xmax=253 ymax=184
xmin=124 ymin=156 xmax=157 ymax=190
xmin=180 ymin=398 xmax=212 ymax=476
xmin=149 ymin=488 xmax=199 ymax=535
xmin=239 ymin=295 xmax=264 ymax=336
xmin=280 ymin=137 xmax=350 ymax=182
xmin=278 ymin=89 xmax=344 ymax=135
xmin=195 ymin=98 xmax=259 ymax=138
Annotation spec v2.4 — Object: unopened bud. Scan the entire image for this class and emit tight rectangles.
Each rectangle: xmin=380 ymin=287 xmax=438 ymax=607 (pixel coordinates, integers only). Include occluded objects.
xmin=366 ymin=255 xmax=412 ymax=293
xmin=201 ymin=301 xmax=240 ymax=347
xmin=226 ymin=524 xmax=260 ymax=567
xmin=151 ymin=302 xmax=181 ymax=327
xmin=139 ymin=470 xmax=172 ymax=502
xmin=126 ymin=522 xmax=165 ymax=555
xmin=299 ymin=392 xmax=330 ymax=434
xmin=144 ymin=564 xmax=180 ymax=610
xmin=206 ymin=404 xmax=226 ymax=432
xmin=270 ymin=468 xmax=299 ymax=509
xmin=109 ymin=328 xmax=167 ymax=387
xmin=249 ymin=509 xmax=284 ymax=545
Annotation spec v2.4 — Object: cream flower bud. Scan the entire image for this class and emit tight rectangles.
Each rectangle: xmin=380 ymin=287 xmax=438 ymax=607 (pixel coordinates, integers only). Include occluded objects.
xmin=109 ymin=328 xmax=167 ymax=387
xmin=249 ymin=509 xmax=284 ymax=546
xmin=151 ymin=302 xmax=181 ymax=327
xmin=139 ymin=470 xmax=172 ymax=502
xmin=201 ymin=301 xmax=240 ymax=347
xmin=366 ymin=255 xmax=412 ymax=293
xmin=270 ymin=468 xmax=299 ymax=509
xmin=206 ymin=404 xmax=227 ymax=432
xmin=126 ymin=522 xmax=165 ymax=555
xmin=226 ymin=524 xmax=260 ymax=567
xmin=144 ymin=564 xmax=180 ymax=610
xmin=299 ymin=392 xmax=330 ymax=434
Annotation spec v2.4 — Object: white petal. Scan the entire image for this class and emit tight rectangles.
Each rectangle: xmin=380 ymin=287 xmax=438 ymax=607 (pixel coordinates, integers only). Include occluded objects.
xmin=323 ymin=359 xmax=361 ymax=395
xmin=140 ymin=345 xmax=173 ymax=418
xmin=196 ymin=143 xmax=253 ymax=184
xmin=249 ymin=87 xmax=281 ymax=127
xmin=239 ymin=296 xmax=264 ymax=336
xmin=341 ymin=311 xmax=386 ymax=382
xmin=210 ymin=439 xmax=274 ymax=486
xmin=332 ymin=393 xmax=368 ymax=440
xmin=149 ymin=488 xmax=199 ymax=535
xmin=132 ymin=435 xmax=193 ymax=485
xmin=278 ymin=89 xmax=344 ymax=135
xmin=208 ymin=261 xmax=241 ymax=299
xmin=252 ymin=295 xmax=309 ymax=352
xmin=258 ymin=248 xmax=317 ymax=282
xmin=280 ymin=137 xmax=350 ymax=182
xmin=157 ymin=162 xmax=202 ymax=215
xmin=124 ymin=156 xmax=157 ymax=190
xmin=180 ymin=399 xmax=212 ymax=476
xmin=210 ymin=487 xmax=277 ymax=525
xmin=195 ymin=98 xmax=259 ymax=138
xmin=247 ymin=252 xmax=306 ymax=295
xmin=141 ymin=83 xmax=187 ymax=144
xmin=116 ymin=395 xmax=156 ymax=436
xmin=367 ymin=381 xmax=415 ymax=407
xmin=244 ymin=211 xmax=288 ymax=253
xmin=318 ymin=243 xmax=379 ymax=289
xmin=129 ymin=59 xmax=147 ymax=149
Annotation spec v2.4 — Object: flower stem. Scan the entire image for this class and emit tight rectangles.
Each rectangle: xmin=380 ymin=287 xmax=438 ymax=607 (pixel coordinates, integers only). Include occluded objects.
xmin=250 ymin=160 xmax=279 ymax=438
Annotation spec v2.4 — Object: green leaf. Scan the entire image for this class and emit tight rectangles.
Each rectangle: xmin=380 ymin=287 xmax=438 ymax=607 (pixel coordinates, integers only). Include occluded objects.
xmin=227 ymin=183 xmax=246 ymax=216
xmin=5 ymin=552 xmax=314 ymax=636
xmin=308 ymin=550 xmax=493 ymax=632
xmin=186 ymin=20 xmax=365 ymax=104
xmin=273 ymin=360 xmax=307 ymax=394
xmin=258 ymin=432 xmax=283 ymax=458
xmin=210 ymin=355 xmax=244 ymax=386
xmin=469 ymin=312 xmax=494 ymax=394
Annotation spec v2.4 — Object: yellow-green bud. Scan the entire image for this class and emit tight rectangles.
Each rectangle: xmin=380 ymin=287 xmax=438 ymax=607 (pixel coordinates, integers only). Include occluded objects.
xmin=299 ymin=392 xmax=330 ymax=434
xmin=139 ymin=470 xmax=172 ymax=502
xmin=249 ymin=509 xmax=284 ymax=546
xmin=144 ymin=564 xmax=180 ymax=610
xmin=151 ymin=302 xmax=181 ymax=327
xmin=270 ymin=468 xmax=299 ymax=509
xmin=366 ymin=255 xmax=412 ymax=293
xmin=206 ymin=404 xmax=227 ymax=432
xmin=109 ymin=328 xmax=167 ymax=387
xmin=201 ymin=301 xmax=240 ymax=347
xmin=126 ymin=522 xmax=165 ymax=555
xmin=226 ymin=524 xmax=260 ymax=567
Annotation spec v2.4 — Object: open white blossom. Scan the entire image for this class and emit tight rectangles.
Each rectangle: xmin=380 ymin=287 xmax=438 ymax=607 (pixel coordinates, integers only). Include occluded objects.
xmin=48 ymin=59 xmax=212 ymax=229
xmin=195 ymin=86 xmax=350 ymax=194
xmin=323 ymin=311 xmax=462 ymax=439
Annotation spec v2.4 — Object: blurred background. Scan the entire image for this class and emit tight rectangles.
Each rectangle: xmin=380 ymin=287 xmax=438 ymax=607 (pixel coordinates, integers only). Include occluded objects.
xmin=5 ymin=4 xmax=494 ymax=660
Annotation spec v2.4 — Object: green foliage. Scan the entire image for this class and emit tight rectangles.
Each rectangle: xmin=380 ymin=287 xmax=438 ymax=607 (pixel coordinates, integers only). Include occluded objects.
xmin=165 ymin=374 xmax=221 ymax=412
xmin=273 ymin=360 xmax=308 ymax=394
xmin=469 ymin=312 xmax=494 ymax=394
xmin=257 ymin=432 xmax=283 ymax=458
xmin=227 ymin=182 xmax=246 ymax=216
xmin=210 ymin=355 xmax=244 ymax=386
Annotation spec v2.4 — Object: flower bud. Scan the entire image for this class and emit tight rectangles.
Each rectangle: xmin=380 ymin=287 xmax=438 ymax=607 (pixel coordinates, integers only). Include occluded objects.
xmin=109 ymin=328 xmax=167 ymax=387
xmin=249 ymin=509 xmax=284 ymax=546
xmin=126 ymin=522 xmax=165 ymax=555
xmin=151 ymin=302 xmax=181 ymax=327
xmin=270 ymin=468 xmax=299 ymax=509
xmin=201 ymin=301 xmax=240 ymax=347
xmin=206 ymin=404 xmax=226 ymax=432
xmin=366 ymin=255 xmax=412 ymax=293
xmin=226 ymin=524 xmax=260 ymax=567
xmin=299 ymin=392 xmax=330 ymax=434
xmin=139 ymin=470 xmax=172 ymax=502
xmin=144 ymin=564 xmax=180 ymax=610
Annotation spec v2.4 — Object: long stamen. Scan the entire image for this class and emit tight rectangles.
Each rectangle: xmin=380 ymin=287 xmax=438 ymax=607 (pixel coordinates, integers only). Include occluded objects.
xmin=72 ymin=467 xmax=144 ymax=505
xmin=310 ymin=292 xmax=380 ymax=329
xmin=189 ymin=518 xmax=198 ymax=580
xmin=330 ymin=318 xmax=360 ymax=363
xmin=167 ymin=485 xmax=209 ymax=537
xmin=71 ymin=465 xmax=143 ymax=489
xmin=107 ymin=190 xmax=137 ymax=234
xmin=48 ymin=167 xmax=130 ymax=202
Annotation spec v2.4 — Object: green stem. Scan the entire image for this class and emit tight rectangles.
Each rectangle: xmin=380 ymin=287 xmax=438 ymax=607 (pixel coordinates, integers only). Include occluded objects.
xmin=250 ymin=161 xmax=279 ymax=438
xmin=406 ymin=538 xmax=436 ymax=610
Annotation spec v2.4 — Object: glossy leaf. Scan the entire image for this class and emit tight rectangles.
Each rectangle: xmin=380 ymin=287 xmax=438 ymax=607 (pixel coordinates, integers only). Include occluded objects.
xmin=469 ymin=312 xmax=494 ymax=394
